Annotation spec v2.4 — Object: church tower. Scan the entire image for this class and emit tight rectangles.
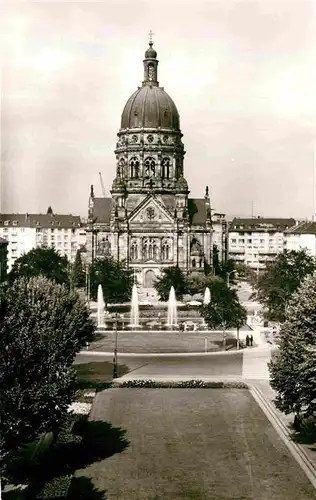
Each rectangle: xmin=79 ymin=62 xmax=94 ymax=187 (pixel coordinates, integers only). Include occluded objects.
xmin=111 ymin=39 xmax=189 ymax=215
xmin=86 ymin=37 xmax=225 ymax=289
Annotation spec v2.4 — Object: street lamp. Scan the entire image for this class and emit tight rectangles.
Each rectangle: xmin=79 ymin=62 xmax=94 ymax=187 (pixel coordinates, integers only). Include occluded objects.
xmin=226 ymin=270 xmax=237 ymax=288
xmin=113 ymin=312 xmax=118 ymax=379
xmin=85 ymin=265 xmax=91 ymax=306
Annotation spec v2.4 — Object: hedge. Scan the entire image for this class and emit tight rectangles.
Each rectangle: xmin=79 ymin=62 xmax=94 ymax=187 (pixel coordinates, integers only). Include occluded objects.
xmin=118 ymin=379 xmax=248 ymax=389
xmin=35 ymin=475 xmax=73 ymax=499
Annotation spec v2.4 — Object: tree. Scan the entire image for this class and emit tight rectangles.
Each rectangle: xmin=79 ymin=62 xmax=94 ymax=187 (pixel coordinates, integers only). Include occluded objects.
xmin=200 ymin=280 xmax=247 ymax=330
xmin=213 ymin=255 xmax=238 ymax=286
xmin=8 ymin=247 xmax=70 ymax=286
xmin=0 ymin=276 xmax=95 ymax=469
xmin=235 ymin=262 xmax=257 ymax=285
xmin=186 ymin=273 xmax=223 ymax=296
xmin=89 ymin=257 xmax=133 ymax=304
xmin=72 ymin=250 xmax=86 ymax=288
xmin=254 ymin=249 xmax=316 ymax=323
xmin=154 ymin=266 xmax=188 ymax=301
xmin=269 ymin=273 xmax=316 ymax=419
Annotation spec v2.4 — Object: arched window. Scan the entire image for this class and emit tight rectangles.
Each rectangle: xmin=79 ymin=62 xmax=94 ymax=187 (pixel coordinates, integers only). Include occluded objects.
xmin=118 ymin=158 xmax=125 ymax=177
xmin=153 ymin=243 xmax=158 ymax=260
xmin=161 ymin=157 xmax=170 ymax=179
xmin=131 ymin=241 xmax=138 ymax=260
xmin=143 ymin=239 xmax=149 ymax=260
xmin=144 ymin=157 xmax=156 ymax=177
xmin=143 ymin=239 xmax=158 ymax=260
xmin=162 ymin=242 xmax=170 ymax=261
xmin=129 ymin=157 xmax=140 ymax=179
xmin=192 ymin=258 xmax=196 ymax=268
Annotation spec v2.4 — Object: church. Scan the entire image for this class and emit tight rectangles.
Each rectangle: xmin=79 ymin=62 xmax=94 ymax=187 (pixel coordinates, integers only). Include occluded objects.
xmin=86 ymin=39 xmax=228 ymax=290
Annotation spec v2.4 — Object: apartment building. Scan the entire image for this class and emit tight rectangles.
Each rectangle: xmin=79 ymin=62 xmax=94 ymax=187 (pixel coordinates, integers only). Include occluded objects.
xmin=0 ymin=237 xmax=8 ymax=282
xmin=0 ymin=213 xmax=86 ymax=272
xmin=228 ymin=217 xmax=296 ymax=271
xmin=212 ymin=212 xmax=228 ymax=263
xmin=285 ymin=221 xmax=316 ymax=259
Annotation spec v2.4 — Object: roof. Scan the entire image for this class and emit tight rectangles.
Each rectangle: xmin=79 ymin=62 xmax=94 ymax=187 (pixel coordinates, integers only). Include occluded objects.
xmin=92 ymin=198 xmax=112 ymax=223
xmin=285 ymin=221 xmax=316 ymax=235
xmin=230 ymin=217 xmax=296 ymax=232
xmin=188 ymin=198 xmax=208 ymax=225
xmin=0 ymin=213 xmax=81 ymax=228
xmin=91 ymin=197 xmax=212 ymax=226
xmin=121 ymin=86 xmax=180 ymax=131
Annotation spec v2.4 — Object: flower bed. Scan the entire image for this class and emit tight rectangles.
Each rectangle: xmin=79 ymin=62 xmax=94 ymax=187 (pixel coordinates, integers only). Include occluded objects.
xmin=118 ymin=379 xmax=248 ymax=389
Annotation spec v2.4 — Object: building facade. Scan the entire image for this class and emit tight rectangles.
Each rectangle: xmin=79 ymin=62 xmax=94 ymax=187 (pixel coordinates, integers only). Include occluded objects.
xmin=228 ymin=217 xmax=296 ymax=271
xmin=0 ymin=237 xmax=8 ymax=282
xmin=285 ymin=221 xmax=316 ymax=259
xmin=86 ymin=41 xmax=227 ymax=289
xmin=0 ymin=212 xmax=86 ymax=271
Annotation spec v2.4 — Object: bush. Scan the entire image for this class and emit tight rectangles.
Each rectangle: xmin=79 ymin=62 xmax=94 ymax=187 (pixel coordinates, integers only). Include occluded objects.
xmin=33 ymin=475 xmax=73 ymax=499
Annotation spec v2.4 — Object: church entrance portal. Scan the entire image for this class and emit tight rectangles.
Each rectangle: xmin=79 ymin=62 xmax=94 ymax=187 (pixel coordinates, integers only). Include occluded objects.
xmin=144 ymin=269 xmax=156 ymax=289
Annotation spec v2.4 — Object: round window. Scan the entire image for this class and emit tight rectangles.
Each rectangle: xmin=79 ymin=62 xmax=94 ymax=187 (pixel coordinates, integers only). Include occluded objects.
xmin=147 ymin=134 xmax=154 ymax=143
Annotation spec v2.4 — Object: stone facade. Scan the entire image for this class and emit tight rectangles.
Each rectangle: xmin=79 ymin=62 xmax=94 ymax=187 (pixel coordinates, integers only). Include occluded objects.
xmin=86 ymin=41 xmax=227 ymax=289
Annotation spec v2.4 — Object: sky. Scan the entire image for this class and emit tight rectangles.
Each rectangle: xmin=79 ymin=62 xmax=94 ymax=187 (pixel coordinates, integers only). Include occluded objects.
xmin=1 ymin=0 xmax=316 ymax=219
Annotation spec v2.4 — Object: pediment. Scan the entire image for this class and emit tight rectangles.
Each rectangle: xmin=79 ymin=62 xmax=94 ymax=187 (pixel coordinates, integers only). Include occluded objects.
xmin=128 ymin=195 xmax=174 ymax=224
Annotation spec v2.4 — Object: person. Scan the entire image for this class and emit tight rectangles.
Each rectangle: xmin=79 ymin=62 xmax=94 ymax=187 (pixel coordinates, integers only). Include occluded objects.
xmin=246 ymin=334 xmax=249 ymax=347
xmin=250 ymin=334 xmax=253 ymax=346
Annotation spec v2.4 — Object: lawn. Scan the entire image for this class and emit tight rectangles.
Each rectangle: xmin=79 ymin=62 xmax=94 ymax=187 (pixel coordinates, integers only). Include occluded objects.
xmin=78 ymin=388 xmax=315 ymax=499
xmin=74 ymin=361 xmax=129 ymax=389
xmin=87 ymin=330 xmax=239 ymax=353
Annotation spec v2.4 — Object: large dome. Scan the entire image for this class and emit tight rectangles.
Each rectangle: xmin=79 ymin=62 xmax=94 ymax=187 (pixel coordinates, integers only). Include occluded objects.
xmin=120 ymin=86 xmax=180 ymax=130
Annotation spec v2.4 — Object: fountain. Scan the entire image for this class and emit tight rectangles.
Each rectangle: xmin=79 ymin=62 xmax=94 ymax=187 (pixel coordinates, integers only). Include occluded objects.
xmin=129 ymin=283 xmax=140 ymax=328
xmin=167 ymin=286 xmax=178 ymax=329
xmin=203 ymin=287 xmax=211 ymax=305
xmin=97 ymin=284 xmax=106 ymax=328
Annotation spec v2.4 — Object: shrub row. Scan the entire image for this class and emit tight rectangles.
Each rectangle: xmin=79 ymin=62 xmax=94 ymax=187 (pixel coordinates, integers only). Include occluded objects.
xmin=118 ymin=379 xmax=248 ymax=389
xmin=75 ymin=380 xmax=113 ymax=391
xmin=35 ymin=475 xmax=73 ymax=499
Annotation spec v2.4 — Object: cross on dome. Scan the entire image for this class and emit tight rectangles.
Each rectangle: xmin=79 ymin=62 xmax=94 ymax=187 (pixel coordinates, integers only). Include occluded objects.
xmin=148 ymin=29 xmax=155 ymax=44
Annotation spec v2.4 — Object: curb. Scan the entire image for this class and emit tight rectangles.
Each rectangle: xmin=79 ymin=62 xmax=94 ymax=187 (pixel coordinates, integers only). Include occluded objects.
xmin=250 ymin=384 xmax=316 ymax=491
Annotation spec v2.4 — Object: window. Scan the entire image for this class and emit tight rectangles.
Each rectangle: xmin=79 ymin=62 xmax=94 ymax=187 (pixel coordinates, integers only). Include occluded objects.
xmin=231 ymin=239 xmax=237 ymax=243
xmin=144 ymin=157 xmax=156 ymax=177
xmin=161 ymin=157 xmax=170 ymax=179
xmin=162 ymin=242 xmax=170 ymax=260
xmin=143 ymin=239 xmax=158 ymax=260
xmin=131 ymin=242 xmax=138 ymax=260
xmin=147 ymin=134 xmax=154 ymax=143
xmin=129 ymin=157 xmax=140 ymax=178
xmin=4 ymin=221 xmax=9 ymax=226
xmin=13 ymin=221 xmax=18 ymax=226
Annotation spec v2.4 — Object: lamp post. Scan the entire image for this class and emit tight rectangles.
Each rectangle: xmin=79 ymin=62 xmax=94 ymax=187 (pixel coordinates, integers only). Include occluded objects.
xmin=236 ymin=321 xmax=240 ymax=350
xmin=222 ymin=319 xmax=227 ymax=350
xmin=226 ymin=270 xmax=237 ymax=288
xmin=113 ymin=312 xmax=118 ymax=379
xmin=85 ymin=265 xmax=91 ymax=306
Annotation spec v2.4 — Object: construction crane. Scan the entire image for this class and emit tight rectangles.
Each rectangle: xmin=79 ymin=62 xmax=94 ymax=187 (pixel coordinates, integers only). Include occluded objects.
xmin=99 ymin=172 xmax=106 ymax=197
